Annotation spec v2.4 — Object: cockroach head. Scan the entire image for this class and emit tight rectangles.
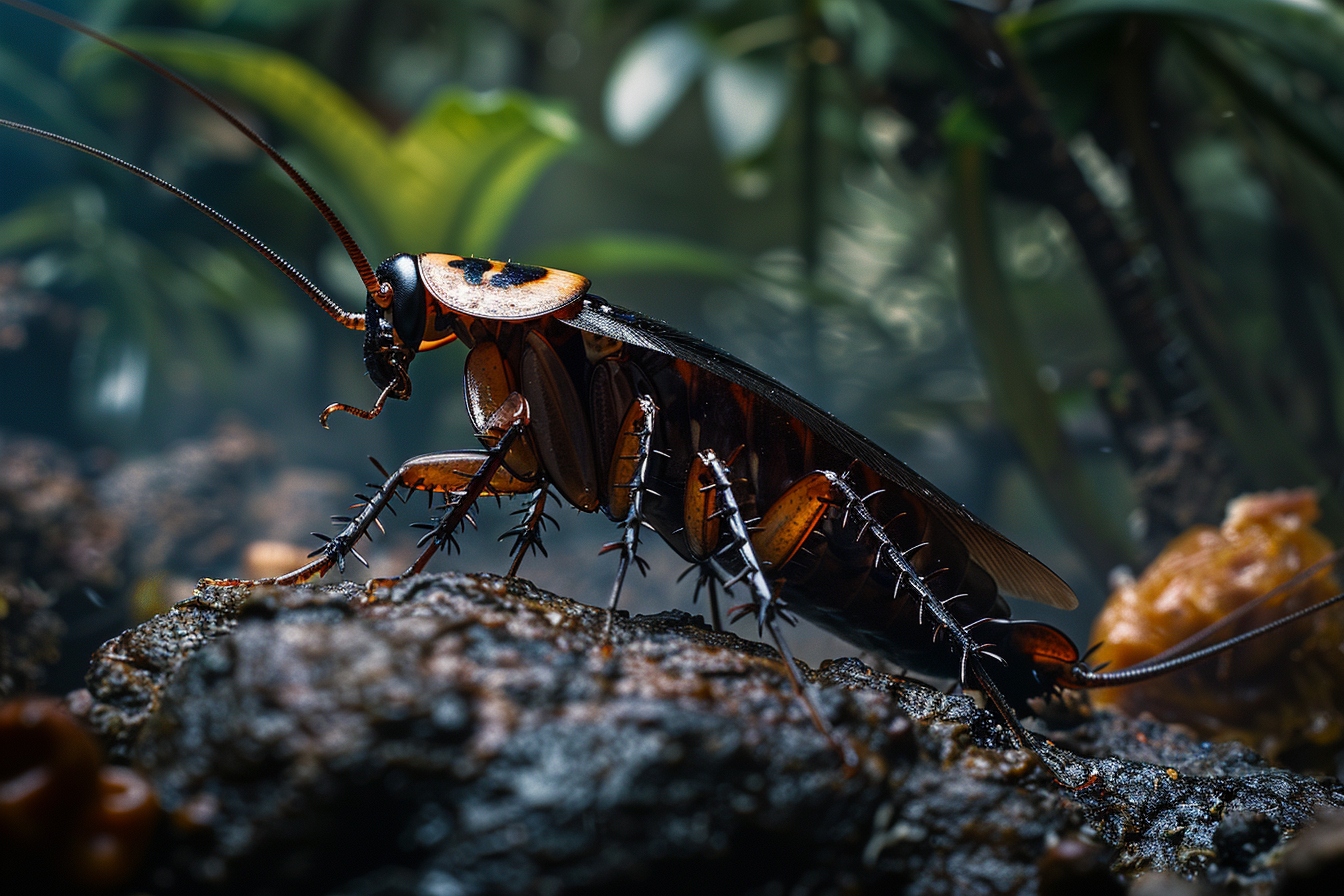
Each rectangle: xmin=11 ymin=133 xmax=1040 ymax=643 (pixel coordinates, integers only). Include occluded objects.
xmin=363 ymin=253 xmax=427 ymax=399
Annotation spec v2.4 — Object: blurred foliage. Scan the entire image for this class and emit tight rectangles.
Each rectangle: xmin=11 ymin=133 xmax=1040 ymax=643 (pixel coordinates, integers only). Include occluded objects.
xmin=78 ymin=32 xmax=582 ymax=257
xmin=3 ymin=0 xmax=1344 ymax=633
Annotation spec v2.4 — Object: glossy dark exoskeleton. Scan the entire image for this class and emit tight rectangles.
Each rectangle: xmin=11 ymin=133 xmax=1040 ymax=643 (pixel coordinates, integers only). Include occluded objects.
xmin=8 ymin=0 xmax=1344 ymax=751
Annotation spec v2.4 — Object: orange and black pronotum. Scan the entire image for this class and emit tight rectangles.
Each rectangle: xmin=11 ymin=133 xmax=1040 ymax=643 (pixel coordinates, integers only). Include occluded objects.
xmin=5 ymin=0 xmax=1342 ymax=755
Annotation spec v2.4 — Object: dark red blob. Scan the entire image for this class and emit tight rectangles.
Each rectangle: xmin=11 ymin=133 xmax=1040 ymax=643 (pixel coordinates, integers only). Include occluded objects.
xmin=0 ymin=697 xmax=159 ymax=891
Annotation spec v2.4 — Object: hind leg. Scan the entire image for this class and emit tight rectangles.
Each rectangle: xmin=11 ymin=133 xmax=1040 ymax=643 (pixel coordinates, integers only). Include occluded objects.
xmin=695 ymin=450 xmax=856 ymax=767
xmin=821 ymin=472 xmax=1032 ymax=750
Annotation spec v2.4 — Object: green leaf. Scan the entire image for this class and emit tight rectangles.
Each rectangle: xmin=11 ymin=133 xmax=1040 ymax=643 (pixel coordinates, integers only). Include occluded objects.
xmin=72 ymin=32 xmax=579 ymax=258
xmin=604 ymin=22 xmax=708 ymax=145
xmin=703 ymin=56 xmax=790 ymax=160
xmin=170 ymin=0 xmax=335 ymax=29
xmin=938 ymin=97 xmax=998 ymax=148
xmin=0 ymin=193 xmax=77 ymax=255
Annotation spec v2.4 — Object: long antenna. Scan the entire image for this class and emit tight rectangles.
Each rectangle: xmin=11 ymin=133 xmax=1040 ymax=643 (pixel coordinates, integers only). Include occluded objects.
xmin=1068 ymin=587 xmax=1344 ymax=688
xmin=0 ymin=0 xmax=381 ymax=326
xmin=0 ymin=117 xmax=363 ymax=331
xmin=1118 ymin=546 xmax=1344 ymax=672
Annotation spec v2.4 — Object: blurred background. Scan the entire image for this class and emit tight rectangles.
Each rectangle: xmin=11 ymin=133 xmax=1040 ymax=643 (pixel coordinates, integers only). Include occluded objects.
xmin=4 ymin=0 xmax=1344 ymax=690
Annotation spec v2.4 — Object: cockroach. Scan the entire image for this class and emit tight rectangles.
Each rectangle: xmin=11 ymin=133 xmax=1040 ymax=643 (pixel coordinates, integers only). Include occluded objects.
xmin=6 ymin=0 xmax=1343 ymax=753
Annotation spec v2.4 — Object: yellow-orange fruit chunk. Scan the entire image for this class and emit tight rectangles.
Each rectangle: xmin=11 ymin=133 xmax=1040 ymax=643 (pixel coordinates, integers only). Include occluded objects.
xmin=1090 ymin=489 xmax=1344 ymax=762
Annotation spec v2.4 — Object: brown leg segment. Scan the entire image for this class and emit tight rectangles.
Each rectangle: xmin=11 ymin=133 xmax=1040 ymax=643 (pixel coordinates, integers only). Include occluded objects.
xmin=203 ymin=395 xmax=534 ymax=589
xmin=394 ymin=397 xmax=535 ymax=579
xmin=601 ymin=397 xmax=657 ymax=638
xmin=697 ymin=450 xmax=857 ymax=767
xmin=821 ymin=472 xmax=1035 ymax=752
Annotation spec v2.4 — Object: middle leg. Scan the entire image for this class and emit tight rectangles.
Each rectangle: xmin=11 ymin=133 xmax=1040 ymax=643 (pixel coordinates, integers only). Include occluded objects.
xmin=601 ymin=396 xmax=657 ymax=636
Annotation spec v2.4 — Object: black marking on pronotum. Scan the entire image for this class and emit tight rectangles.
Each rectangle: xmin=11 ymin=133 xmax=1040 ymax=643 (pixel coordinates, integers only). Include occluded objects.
xmin=491 ymin=262 xmax=549 ymax=288
xmin=449 ymin=257 xmax=492 ymax=284
xmin=449 ymin=257 xmax=548 ymax=289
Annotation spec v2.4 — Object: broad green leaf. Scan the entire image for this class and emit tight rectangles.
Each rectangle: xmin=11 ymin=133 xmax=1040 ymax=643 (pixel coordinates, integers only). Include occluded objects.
xmin=703 ymin=56 xmax=789 ymax=160
xmin=170 ymin=0 xmax=335 ymax=29
xmin=532 ymin=232 xmax=739 ymax=279
xmin=71 ymin=33 xmax=578 ymax=258
xmin=604 ymin=22 xmax=708 ymax=145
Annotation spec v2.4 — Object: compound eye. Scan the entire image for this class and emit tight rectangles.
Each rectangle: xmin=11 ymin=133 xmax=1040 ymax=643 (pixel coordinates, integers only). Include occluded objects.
xmin=375 ymin=254 xmax=427 ymax=351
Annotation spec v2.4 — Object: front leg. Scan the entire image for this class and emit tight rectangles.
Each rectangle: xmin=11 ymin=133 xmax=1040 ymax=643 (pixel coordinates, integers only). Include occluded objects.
xmin=205 ymin=395 xmax=534 ymax=588
xmin=389 ymin=394 xmax=535 ymax=580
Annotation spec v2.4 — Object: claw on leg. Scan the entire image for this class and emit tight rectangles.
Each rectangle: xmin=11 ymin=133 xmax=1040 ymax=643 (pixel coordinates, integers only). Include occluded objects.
xmin=215 ymin=394 xmax=537 ymax=595
xmin=684 ymin=563 xmax=724 ymax=631
xmin=503 ymin=485 xmax=555 ymax=579
xmin=398 ymin=398 xmax=534 ymax=580
xmin=603 ymin=397 xmax=658 ymax=640
xmin=822 ymin=472 xmax=1035 ymax=752
xmin=697 ymin=450 xmax=858 ymax=768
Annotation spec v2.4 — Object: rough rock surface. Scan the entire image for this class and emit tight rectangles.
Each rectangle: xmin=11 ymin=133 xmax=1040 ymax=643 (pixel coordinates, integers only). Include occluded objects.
xmin=75 ymin=573 xmax=1344 ymax=895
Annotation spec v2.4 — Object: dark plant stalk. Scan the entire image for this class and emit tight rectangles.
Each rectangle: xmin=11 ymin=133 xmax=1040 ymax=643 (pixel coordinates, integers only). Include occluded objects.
xmin=949 ymin=141 xmax=1134 ymax=572
xmin=1177 ymin=27 xmax=1344 ymax=495
xmin=949 ymin=7 xmax=1197 ymax=417
xmin=1107 ymin=21 xmax=1333 ymax=519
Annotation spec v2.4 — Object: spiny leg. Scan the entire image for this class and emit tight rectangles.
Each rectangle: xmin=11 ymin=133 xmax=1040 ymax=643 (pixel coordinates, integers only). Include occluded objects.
xmin=677 ymin=562 xmax=725 ymax=631
xmin=822 ymin=472 xmax=1033 ymax=751
xmin=202 ymin=455 xmax=412 ymax=587
xmin=601 ymin=396 xmax=657 ymax=639
xmin=501 ymin=484 xmax=556 ymax=578
xmin=396 ymin=400 xmax=532 ymax=580
xmin=201 ymin=396 xmax=536 ymax=590
xmin=698 ymin=450 xmax=856 ymax=767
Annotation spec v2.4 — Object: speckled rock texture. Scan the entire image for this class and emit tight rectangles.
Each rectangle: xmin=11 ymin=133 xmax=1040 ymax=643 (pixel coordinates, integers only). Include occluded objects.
xmin=73 ymin=573 xmax=1344 ymax=895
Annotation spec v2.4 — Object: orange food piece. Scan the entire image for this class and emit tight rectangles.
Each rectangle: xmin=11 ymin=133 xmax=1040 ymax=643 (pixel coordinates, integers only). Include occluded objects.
xmin=1090 ymin=489 xmax=1344 ymax=761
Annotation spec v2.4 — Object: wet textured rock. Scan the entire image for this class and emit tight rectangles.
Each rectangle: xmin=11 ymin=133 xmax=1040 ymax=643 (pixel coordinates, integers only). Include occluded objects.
xmin=1277 ymin=807 xmax=1344 ymax=893
xmin=76 ymin=573 xmax=1344 ymax=894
